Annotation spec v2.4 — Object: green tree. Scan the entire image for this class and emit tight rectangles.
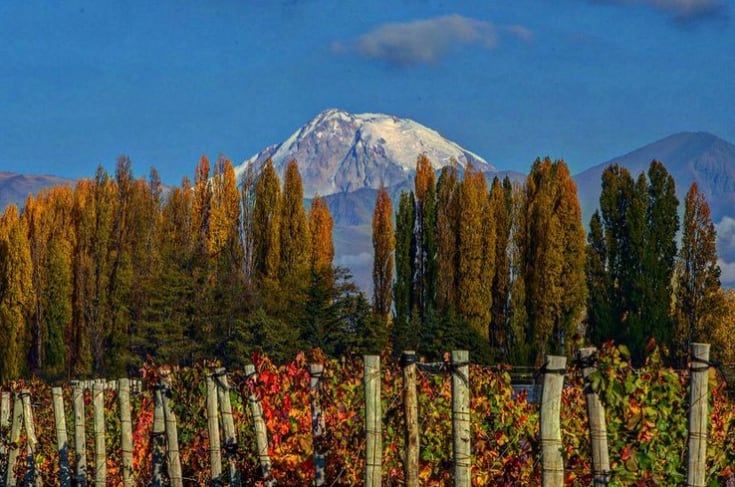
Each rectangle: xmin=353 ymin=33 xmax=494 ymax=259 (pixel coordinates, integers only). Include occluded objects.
xmin=641 ymin=161 xmax=679 ymax=354
xmin=253 ymin=159 xmax=282 ymax=285
xmin=393 ymin=190 xmax=417 ymax=351
xmin=414 ymin=155 xmax=437 ymax=321
xmin=589 ymin=161 xmax=679 ymax=363
xmin=279 ymin=160 xmax=311 ymax=289
xmin=489 ymin=177 xmax=514 ymax=359
xmin=674 ymin=182 xmax=722 ymax=363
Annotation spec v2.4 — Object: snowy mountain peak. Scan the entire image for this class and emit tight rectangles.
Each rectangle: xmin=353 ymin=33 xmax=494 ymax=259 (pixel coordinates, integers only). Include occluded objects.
xmin=235 ymin=109 xmax=493 ymax=197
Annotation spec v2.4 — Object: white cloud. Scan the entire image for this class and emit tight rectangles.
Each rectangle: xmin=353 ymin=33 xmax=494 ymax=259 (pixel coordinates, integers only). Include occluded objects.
xmin=334 ymin=252 xmax=373 ymax=268
xmin=716 ymin=216 xmax=735 ymax=285
xmin=332 ymin=15 xmax=532 ymax=67
xmin=600 ymin=0 xmax=726 ymax=19
xmin=718 ymin=258 xmax=735 ymax=285
xmin=717 ymin=216 xmax=735 ymax=254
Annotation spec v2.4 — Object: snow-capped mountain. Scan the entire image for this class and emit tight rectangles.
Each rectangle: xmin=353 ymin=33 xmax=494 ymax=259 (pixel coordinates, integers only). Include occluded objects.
xmin=235 ymin=108 xmax=493 ymax=197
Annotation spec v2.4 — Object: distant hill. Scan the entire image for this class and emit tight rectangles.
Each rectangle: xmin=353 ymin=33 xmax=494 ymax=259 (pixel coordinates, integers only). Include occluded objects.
xmin=573 ymin=131 xmax=735 ymax=284
xmin=0 ymin=172 xmax=73 ymax=209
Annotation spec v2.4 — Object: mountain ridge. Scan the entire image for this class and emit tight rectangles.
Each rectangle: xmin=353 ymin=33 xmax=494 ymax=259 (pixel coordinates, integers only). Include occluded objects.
xmin=234 ymin=108 xmax=494 ymax=198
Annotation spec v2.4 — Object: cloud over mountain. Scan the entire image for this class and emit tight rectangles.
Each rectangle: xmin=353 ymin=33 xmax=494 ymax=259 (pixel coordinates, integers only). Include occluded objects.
xmin=331 ymin=15 xmax=532 ymax=67
xmin=593 ymin=0 xmax=727 ymax=20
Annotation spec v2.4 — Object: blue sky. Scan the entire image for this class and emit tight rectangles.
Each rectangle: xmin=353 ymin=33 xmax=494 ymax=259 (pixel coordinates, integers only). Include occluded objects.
xmin=1 ymin=0 xmax=733 ymax=184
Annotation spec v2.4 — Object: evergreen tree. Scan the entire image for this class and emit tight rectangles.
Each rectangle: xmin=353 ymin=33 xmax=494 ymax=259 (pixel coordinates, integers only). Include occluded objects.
xmin=674 ymin=182 xmax=722 ymax=363
xmin=372 ymin=186 xmax=394 ymax=322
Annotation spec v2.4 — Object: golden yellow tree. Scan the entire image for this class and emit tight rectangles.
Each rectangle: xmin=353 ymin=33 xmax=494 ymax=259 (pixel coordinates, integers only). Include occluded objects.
xmin=457 ymin=164 xmax=492 ymax=339
xmin=308 ymin=194 xmax=334 ymax=284
xmin=372 ymin=186 xmax=394 ymax=322
xmin=0 ymin=204 xmax=35 ymax=380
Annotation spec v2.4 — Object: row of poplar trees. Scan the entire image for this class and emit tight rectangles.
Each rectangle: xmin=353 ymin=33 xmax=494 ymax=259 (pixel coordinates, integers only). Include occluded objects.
xmin=373 ymin=156 xmax=724 ymax=366
xmin=0 ymin=155 xmax=380 ymax=382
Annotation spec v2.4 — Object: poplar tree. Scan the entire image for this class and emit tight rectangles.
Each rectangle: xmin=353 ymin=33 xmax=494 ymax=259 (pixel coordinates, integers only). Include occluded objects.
xmin=253 ymin=159 xmax=282 ymax=287
xmin=308 ymin=195 xmax=334 ymax=283
xmin=489 ymin=177 xmax=513 ymax=358
xmin=372 ymin=186 xmax=394 ymax=322
xmin=25 ymin=187 xmax=75 ymax=378
xmin=0 ymin=205 xmax=34 ymax=381
xmin=457 ymin=164 xmax=492 ymax=339
xmin=70 ymin=179 xmax=95 ymax=375
xmin=393 ymin=190 xmax=416 ymax=350
xmin=414 ymin=155 xmax=437 ymax=320
xmin=209 ymin=157 xmax=243 ymax=264
xmin=674 ymin=182 xmax=722 ymax=362
xmin=241 ymin=163 xmax=258 ymax=284
xmin=522 ymin=158 xmax=586 ymax=362
xmin=642 ymin=161 xmax=679 ymax=352
xmin=588 ymin=161 xmax=679 ymax=363
xmin=435 ymin=163 xmax=460 ymax=314
xmin=279 ymin=160 xmax=311 ymax=288
xmin=138 ymin=177 xmax=196 ymax=364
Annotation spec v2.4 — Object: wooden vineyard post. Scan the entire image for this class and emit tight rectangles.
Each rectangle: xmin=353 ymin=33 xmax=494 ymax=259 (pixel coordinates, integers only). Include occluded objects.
xmin=215 ymin=368 xmax=239 ymax=486
xmin=118 ymin=378 xmax=134 ymax=487
xmin=244 ymin=364 xmax=275 ymax=486
xmin=540 ymin=355 xmax=566 ymax=487
xmin=687 ymin=343 xmax=711 ymax=487
xmin=364 ymin=355 xmax=382 ymax=487
xmin=451 ymin=350 xmax=470 ymax=487
xmin=309 ymin=363 xmax=326 ymax=487
xmin=206 ymin=374 xmax=223 ymax=484
xmin=72 ymin=381 xmax=87 ymax=486
xmin=160 ymin=370 xmax=184 ymax=487
xmin=577 ymin=348 xmax=609 ymax=484
xmin=6 ymin=393 xmax=23 ymax=487
xmin=52 ymin=387 xmax=72 ymax=487
xmin=402 ymin=351 xmax=419 ymax=487
xmin=1 ymin=391 xmax=10 ymax=461
xmin=578 ymin=348 xmax=610 ymax=486
xmin=21 ymin=390 xmax=41 ymax=487
xmin=152 ymin=385 xmax=165 ymax=487
xmin=92 ymin=380 xmax=106 ymax=486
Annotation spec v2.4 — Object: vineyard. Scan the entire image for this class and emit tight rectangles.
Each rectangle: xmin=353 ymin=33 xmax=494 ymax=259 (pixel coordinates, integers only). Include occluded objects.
xmin=2 ymin=343 xmax=735 ymax=486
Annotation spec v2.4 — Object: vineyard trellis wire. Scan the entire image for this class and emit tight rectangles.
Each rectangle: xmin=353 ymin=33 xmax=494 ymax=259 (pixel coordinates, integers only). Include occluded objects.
xmin=0 ymin=342 xmax=730 ymax=486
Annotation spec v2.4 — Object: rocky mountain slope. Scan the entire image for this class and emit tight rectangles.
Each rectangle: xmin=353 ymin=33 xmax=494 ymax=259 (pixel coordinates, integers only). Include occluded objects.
xmin=235 ymin=108 xmax=493 ymax=198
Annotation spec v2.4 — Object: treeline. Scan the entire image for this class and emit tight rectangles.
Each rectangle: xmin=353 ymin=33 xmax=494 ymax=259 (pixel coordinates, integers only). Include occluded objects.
xmin=0 ymin=156 xmax=384 ymax=382
xmin=1 ymin=152 xmax=730 ymax=380
xmin=373 ymin=156 xmax=731 ymax=366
